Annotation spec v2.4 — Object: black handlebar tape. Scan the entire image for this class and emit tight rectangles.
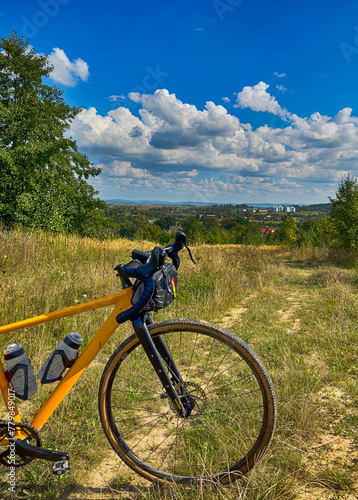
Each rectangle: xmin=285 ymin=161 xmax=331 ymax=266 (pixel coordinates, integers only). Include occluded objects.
xmin=131 ymin=249 xmax=151 ymax=263
xmin=166 ymin=248 xmax=180 ymax=270
xmin=116 ymin=272 xmax=154 ymax=324
xmin=163 ymin=231 xmax=187 ymax=270
xmin=116 ymin=247 xmax=164 ymax=324
xmin=174 ymin=231 xmax=187 ymax=250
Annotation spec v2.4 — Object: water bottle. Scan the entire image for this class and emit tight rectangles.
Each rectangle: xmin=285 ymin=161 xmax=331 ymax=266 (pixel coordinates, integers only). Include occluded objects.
xmin=38 ymin=332 xmax=83 ymax=384
xmin=4 ymin=344 xmax=38 ymax=400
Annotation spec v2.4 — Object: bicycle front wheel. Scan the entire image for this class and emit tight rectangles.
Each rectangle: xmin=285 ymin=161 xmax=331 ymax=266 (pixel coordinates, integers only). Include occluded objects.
xmin=98 ymin=319 xmax=276 ymax=484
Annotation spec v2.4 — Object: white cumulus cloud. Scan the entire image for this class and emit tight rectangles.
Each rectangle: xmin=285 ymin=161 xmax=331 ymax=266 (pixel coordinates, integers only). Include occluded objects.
xmin=70 ymin=86 xmax=358 ymax=203
xmin=48 ymin=48 xmax=89 ymax=87
xmin=235 ymin=81 xmax=288 ymax=118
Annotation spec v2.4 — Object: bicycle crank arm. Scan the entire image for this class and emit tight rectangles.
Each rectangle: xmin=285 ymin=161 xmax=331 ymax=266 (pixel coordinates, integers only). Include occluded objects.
xmin=133 ymin=317 xmax=189 ymax=417
xmin=14 ymin=439 xmax=69 ymax=462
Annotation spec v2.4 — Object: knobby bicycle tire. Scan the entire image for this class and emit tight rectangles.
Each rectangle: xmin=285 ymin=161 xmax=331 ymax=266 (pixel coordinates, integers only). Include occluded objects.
xmin=98 ymin=319 xmax=277 ymax=484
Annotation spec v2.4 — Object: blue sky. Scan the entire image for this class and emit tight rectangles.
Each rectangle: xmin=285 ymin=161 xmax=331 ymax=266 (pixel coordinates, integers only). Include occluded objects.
xmin=2 ymin=0 xmax=358 ymax=204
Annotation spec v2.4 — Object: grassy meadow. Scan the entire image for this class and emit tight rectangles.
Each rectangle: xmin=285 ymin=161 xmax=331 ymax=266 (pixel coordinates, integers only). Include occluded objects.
xmin=0 ymin=228 xmax=357 ymax=499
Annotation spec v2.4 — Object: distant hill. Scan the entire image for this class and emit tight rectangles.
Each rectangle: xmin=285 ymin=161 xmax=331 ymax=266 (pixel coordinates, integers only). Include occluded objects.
xmin=104 ymin=199 xmax=331 ymax=210
xmin=295 ymin=203 xmax=331 ymax=212
xmin=104 ymin=199 xmax=216 ymax=206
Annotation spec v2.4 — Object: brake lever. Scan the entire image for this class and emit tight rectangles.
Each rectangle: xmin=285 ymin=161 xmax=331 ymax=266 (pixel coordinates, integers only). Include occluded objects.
xmin=168 ymin=231 xmax=196 ymax=265
xmin=185 ymin=244 xmax=196 ymax=264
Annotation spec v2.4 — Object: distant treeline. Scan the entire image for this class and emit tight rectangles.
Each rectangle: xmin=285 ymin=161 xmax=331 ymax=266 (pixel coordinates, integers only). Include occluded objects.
xmin=296 ymin=203 xmax=331 ymax=213
xmin=103 ymin=203 xmax=335 ymax=247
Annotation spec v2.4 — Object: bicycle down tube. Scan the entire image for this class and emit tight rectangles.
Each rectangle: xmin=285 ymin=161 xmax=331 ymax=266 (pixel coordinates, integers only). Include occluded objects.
xmin=0 ymin=287 xmax=133 ymax=431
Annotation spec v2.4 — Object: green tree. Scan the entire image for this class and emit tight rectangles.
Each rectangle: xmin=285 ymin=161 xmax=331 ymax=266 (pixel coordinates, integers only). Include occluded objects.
xmin=221 ymin=217 xmax=236 ymax=230
xmin=181 ymin=216 xmax=203 ymax=242
xmin=0 ymin=31 xmax=105 ymax=234
xmin=154 ymin=215 xmax=177 ymax=231
xmin=297 ymin=217 xmax=333 ymax=248
xmin=276 ymin=214 xmax=298 ymax=246
xmin=329 ymin=174 xmax=358 ymax=250
xmin=242 ymin=220 xmax=261 ymax=245
xmin=119 ymin=214 xmax=149 ymax=240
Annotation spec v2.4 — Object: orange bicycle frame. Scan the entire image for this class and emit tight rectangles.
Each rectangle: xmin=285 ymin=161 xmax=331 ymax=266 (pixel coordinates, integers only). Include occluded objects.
xmin=0 ymin=287 xmax=133 ymax=433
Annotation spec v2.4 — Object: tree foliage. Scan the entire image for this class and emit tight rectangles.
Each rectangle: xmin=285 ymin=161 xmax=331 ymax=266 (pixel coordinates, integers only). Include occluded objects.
xmin=0 ymin=31 xmax=105 ymax=235
xmin=275 ymin=214 xmax=298 ymax=246
xmin=296 ymin=217 xmax=333 ymax=248
xmin=329 ymin=174 xmax=358 ymax=250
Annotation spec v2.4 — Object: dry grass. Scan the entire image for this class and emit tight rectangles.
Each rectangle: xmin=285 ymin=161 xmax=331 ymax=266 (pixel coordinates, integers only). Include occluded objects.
xmin=0 ymin=229 xmax=357 ymax=499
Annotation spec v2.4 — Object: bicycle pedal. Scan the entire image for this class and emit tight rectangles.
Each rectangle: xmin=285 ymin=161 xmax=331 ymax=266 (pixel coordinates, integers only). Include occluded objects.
xmin=52 ymin=459 xmax=71 ymax=476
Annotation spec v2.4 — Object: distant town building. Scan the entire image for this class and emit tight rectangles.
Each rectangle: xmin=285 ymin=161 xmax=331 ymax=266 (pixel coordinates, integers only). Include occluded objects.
xmin=273 ymin=205 xmax=296 ymax=213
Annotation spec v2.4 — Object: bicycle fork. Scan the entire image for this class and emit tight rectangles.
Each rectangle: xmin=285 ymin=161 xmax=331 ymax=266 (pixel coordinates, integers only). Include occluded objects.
xmin=133 ymin=317 xmax=192 ymax=417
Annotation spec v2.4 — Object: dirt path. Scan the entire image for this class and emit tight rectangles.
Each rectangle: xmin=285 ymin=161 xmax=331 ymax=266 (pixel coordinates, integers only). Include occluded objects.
xmin=218 ymin=293 xmax=258 ymax=329
xmin=58 ymin=449 xmax=152 ymax=500
xmin=59 ymin=266 xmax=358 ymax=500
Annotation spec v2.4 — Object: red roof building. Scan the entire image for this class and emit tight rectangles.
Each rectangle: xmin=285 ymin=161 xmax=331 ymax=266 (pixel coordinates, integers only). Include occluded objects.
xmin=260 ymin=227 xmax=277 ymax=235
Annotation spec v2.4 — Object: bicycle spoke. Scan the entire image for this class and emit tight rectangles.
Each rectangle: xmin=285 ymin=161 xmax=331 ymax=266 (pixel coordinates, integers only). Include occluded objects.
xmin=143 ymin=417 xmax=185 ymax=463
xmin=201 ymin=345 xmax=232 ymax=391
xmin=112 ymin=374 xmax=161 ymax=397
xmin=184 ymin=331 xmax=199 ymax=382
xmin=113 ymin=406 xmax=164 ymax=412
xmin=203 ymin=357 xmax=246 ymax=386
xmin=199 ymin=337 xmax=216 ymax=386
xmin=205 ymin=371 xmax=255 ymax=395
xmin=156 ymin=419 xmax=184 ymax=473
xmin=119 ymin=411 xmax=171 ymax=447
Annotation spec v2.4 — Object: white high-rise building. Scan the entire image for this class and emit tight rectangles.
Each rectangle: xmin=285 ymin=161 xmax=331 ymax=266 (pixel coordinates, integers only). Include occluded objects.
xmin=273 ymin=205 xmax=296 ymax=212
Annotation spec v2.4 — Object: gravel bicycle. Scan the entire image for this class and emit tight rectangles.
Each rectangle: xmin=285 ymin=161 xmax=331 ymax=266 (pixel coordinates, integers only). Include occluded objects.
xmin=0 ymin=232 xmax=277 ymax=484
